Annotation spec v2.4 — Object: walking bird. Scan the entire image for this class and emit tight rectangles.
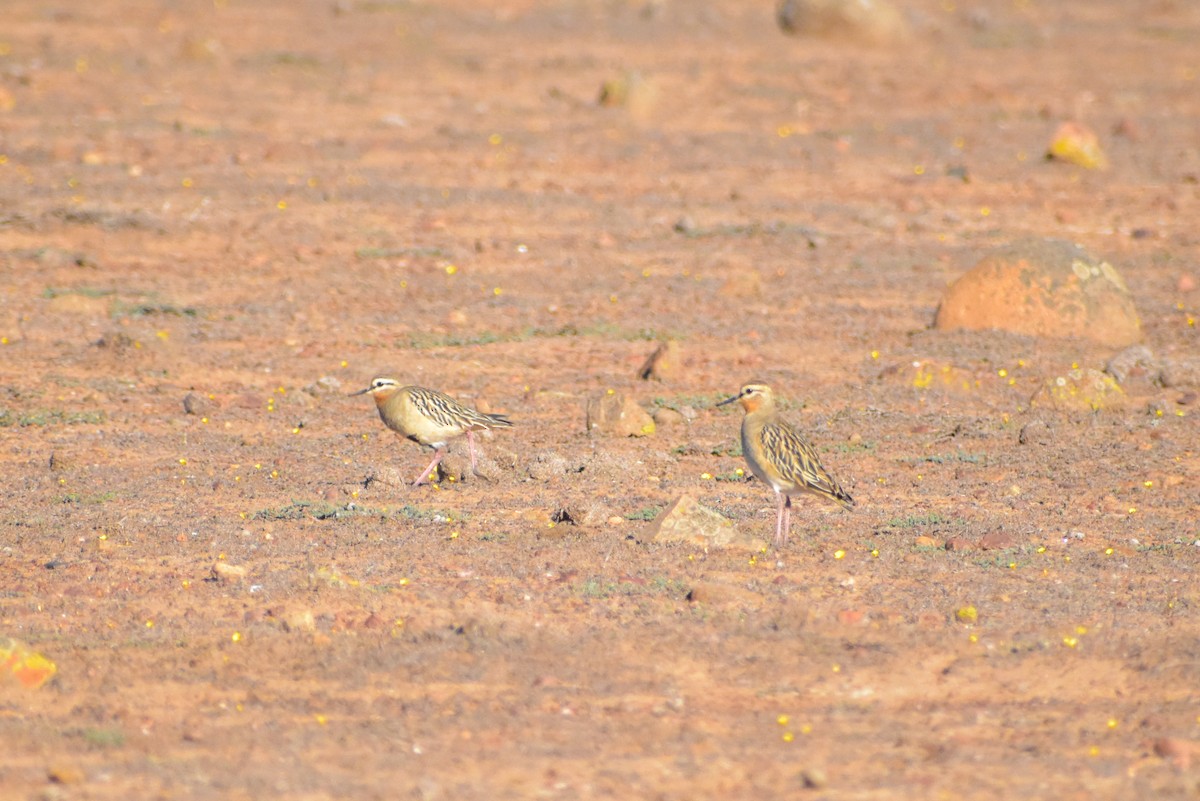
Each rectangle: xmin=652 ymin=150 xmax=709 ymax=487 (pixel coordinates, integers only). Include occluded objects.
xmin=353 ymin=377 xmax=512 ymax=486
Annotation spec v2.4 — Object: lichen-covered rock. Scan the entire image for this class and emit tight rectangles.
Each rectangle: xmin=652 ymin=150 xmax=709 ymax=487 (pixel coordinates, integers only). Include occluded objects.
xmin=1031 ymin=368 xmax=1126 ymax=412
xmin=1046 ymin=121 xmax=1108 ymax=170
xmin=935 ymin=239 xmax=1142 ymax=347
xmin=640 ymin=494 xmax=763 ymax=550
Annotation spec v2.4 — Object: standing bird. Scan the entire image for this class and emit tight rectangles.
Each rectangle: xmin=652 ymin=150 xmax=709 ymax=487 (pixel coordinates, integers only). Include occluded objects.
xmin=717 ymin=382 xmax=855 ymax=547
xmin=352 ymin=377 xmax=512 ymax=487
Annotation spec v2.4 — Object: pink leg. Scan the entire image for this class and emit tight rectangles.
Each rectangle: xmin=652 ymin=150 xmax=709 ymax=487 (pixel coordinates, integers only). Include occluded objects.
xmin=774 ymin=490 xmax=786 ymax=548
xmin=781 ymin=496 xmax=792 ymax=547
xmin=465 ymin=429 xmax=480 ymax=476
xmin=412 ymin=449 xmax=445 ymax=487
xmin=465 ymin=429 xmax=492 ymax=480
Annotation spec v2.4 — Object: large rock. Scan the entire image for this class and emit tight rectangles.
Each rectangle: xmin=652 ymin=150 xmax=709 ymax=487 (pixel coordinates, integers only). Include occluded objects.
xmin=585 ymin=392 xmax=655 ymax=437
xmin=640 ymin=494 xmax=764 ymax=550
xmin=935 ymin=239 xmax=1142 ymax=347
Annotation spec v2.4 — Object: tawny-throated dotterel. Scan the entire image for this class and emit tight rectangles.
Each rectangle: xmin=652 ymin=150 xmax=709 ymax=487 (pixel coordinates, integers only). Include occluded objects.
xmin=717 ymin=382 xmax=854 ymax=547
xmin=353 ymin=377 xmax=512 ymax=486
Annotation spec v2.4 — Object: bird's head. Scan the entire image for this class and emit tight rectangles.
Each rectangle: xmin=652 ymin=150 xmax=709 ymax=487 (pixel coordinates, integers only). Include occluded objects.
xmin=351 ymin=376 xmax=401 ymax=399
xmin=716 ymin=382 xmax=774 ymax=413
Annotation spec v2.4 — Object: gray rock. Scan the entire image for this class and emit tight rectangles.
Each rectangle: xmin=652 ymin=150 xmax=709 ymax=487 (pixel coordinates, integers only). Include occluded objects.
xmin=1161 ymin=357 xmax=1200 ymax=389
xmin=640 ymin=494 xmax=764 ymax=549
xmin=1105 ymin=345 xmax=1158 ymax=385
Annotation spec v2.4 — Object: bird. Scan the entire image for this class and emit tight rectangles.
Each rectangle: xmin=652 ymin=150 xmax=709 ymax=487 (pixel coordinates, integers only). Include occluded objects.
xmin=352 ymin=377 xmax=512 ymax=487
xmin=717 ymin=382 xmax=854 ymax=547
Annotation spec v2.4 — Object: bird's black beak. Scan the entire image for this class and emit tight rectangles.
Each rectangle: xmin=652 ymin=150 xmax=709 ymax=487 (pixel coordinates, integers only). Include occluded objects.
xmin=349 ymin=386 xmax=372 ymax=397
xmin=716 ymin=393 xmax=740 ymax=407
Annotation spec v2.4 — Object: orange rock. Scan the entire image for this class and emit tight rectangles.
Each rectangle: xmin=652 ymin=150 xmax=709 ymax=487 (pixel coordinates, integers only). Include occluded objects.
xmin=0 ymin=637 xmax=57 ymax=689
xmin=837 ymin=609 xmax=865 ymax=625
xmin=935 ymin=239 xmax=1142 ymax=347
xmin=979 ymin=530 xmax=1016 ymax=550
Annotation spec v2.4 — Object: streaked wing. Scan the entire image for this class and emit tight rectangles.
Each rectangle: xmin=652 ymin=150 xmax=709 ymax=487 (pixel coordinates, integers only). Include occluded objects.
xmin=759 ymin=421 xmax=855 ymax=507
xmin=410 ymin=388 xmax=511 ymax=430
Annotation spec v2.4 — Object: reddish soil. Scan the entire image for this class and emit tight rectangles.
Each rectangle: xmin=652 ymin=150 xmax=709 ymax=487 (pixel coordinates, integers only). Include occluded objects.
xmin=2 ymin=1 xmax=1198 ymax=798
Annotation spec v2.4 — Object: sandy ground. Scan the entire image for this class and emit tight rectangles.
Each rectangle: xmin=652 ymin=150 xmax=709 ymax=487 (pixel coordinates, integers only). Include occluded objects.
xmin=1 ymin=0 xmax=1199 ymax=798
